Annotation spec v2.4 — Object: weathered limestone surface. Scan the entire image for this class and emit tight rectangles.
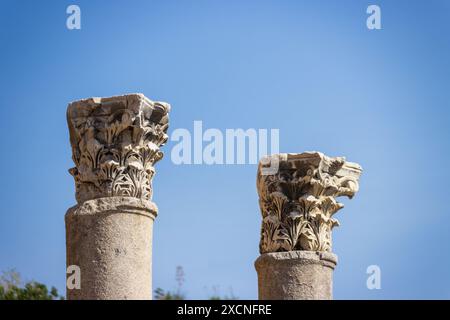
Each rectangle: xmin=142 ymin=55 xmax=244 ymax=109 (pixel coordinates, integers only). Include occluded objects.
xmin=66 ymin=197 xmax=156 ymax=299
xmin=255 ymin=152 xmax=362 ymax=300
xmin=66 ymin=94 xmax=170 ymax=300
xmin=255 ymin=251 xmax=337 ymax=300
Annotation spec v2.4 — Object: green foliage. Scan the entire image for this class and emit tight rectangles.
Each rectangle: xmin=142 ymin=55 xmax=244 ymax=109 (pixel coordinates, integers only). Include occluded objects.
xmin=154 ymin=287 xmax=185 ymax=300
xmin=0 ymin=269 xmax=63 ymax=300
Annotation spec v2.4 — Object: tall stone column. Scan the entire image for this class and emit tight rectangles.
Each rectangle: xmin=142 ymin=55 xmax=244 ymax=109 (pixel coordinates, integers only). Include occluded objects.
xmin=65 ymin=94 xmax=170 ymax=300
xmin=255 ymin=152 xmax=362 ymax=300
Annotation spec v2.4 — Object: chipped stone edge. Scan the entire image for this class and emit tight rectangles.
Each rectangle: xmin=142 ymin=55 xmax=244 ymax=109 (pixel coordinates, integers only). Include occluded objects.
xmin=67 ymin=93 xmax=171 ymax=117
xmin=66 ymin=196 xmax=157 ymax=220
xmin=260 ymin=151 xmax=363 ymax=176
xmin=255 ymin=251 xmax=338 ymax=270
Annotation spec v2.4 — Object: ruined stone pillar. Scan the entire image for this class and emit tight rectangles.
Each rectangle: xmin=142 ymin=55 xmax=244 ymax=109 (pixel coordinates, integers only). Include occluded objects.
xmin=65 ymin=94 xmax=170 ymax=300
xmin=255 ymin=152 xmax=362 ymax=300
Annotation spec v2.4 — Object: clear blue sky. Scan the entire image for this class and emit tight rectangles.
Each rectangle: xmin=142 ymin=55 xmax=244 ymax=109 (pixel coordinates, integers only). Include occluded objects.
xmin=0 ymin=0 xmax=449 ymax=299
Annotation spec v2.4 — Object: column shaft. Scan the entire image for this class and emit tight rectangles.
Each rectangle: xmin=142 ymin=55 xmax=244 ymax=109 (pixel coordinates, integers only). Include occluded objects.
xmin=255 ymin=251 xmax=337 ymax=300
xmin=66 ymin=197 xmax=156 ymax=299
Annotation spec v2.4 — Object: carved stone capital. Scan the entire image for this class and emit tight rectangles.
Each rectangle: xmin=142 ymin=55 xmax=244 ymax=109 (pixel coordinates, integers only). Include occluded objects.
xmin=257 ymin=152 xmax=362 ymax=253
xmin=67 ymin=94 xmax=170 ymax=204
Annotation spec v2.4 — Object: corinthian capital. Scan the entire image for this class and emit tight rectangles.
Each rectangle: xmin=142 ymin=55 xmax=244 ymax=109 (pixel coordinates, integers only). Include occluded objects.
xmin=257 ymin=152 xmax=362 ymax=253
xmin=67 ymin=94 xmax=170 ymax=204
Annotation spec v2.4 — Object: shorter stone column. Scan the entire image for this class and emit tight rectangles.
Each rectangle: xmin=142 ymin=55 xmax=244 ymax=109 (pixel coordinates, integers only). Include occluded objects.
xmin=255 ymin=152 xmax=362 ymax=300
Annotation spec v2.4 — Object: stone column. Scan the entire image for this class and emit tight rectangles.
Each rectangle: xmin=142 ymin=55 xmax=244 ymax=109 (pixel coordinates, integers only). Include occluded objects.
xmin=65 ymin=94 xmax=170 ymax=300
xmin=255 ymin=152 xmax=362 ymax=300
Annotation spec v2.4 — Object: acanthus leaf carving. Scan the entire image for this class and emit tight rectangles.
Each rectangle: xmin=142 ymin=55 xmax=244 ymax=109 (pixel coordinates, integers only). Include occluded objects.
xmin=67 ymin=94 xmax=170 ymax=204
xmin=257 ymin=152 xmax=362 ymax=253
